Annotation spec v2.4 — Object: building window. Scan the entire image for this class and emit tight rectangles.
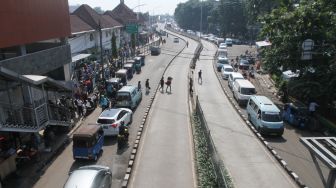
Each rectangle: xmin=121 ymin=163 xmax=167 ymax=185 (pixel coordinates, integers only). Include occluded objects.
xmin=90 ymin=34 xmax=94 ymax=41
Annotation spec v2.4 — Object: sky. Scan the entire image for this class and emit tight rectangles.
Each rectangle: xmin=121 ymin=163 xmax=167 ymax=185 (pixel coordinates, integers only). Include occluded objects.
xmin=68 ymin=0 xmax=188 ymax=15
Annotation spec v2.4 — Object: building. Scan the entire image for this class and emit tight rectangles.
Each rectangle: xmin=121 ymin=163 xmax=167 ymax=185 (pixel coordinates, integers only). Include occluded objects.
xmin=0 ymin=0 xmax=73 ymax=165
xmin=104 ymin=0 xmax=146 ymax=46
xmin=0 ymin=0 xmax=72 ymax=80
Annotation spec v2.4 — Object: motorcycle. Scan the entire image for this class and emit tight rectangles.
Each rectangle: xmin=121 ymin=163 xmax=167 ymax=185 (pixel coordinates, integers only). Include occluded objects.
xmin=117 ymin=126 xmax=129 ymax=149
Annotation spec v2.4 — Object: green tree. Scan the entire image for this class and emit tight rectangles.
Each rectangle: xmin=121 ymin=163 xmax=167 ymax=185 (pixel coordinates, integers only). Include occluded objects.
xmin=218 ymin=0 xmax=247 ymax=38
xmin=259 ymin=0 xmax=336 ymax=104
xmin=111 ymin=32 xmax=118 ymax=59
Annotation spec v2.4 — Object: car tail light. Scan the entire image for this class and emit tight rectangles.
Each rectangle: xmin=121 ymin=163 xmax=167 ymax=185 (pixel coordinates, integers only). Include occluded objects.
xmin=111 ymin=124 xmax=118 ymax=128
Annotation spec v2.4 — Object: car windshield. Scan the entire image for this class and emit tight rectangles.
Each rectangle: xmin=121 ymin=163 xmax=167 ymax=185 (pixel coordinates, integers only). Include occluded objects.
xmin=262 ymin=112 xmax=282 ymax=122
xmin=224 ymin=68 xmax=233 ymax=72
xmin=240 ymin=88 xmax=256 ymax=95
xmin=218 ymin=59 xmax=229 ymax=64
xmin=116 ymin=92 xmax=131 ymax=101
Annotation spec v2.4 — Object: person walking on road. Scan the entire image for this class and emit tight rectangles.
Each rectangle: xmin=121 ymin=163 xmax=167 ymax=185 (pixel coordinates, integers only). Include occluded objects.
xmin=145 ymin=79 xmax=151 ymax=94
xmin=198 ymin=70 xmax=202 ymax=84
xmin=166 ymin=77 xmax=172 ymax=93
xmin=159 ymin=77 xmax=164 ymax=92
xmin=138 ymin=81 xmax=141 ymax=91
xmin=186 ymin=41 xmax=189 ymax=47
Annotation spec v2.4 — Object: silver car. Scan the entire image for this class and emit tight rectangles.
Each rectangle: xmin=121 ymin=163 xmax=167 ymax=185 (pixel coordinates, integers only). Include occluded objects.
xmin=97 ymin=108 xmax=133 ymax=136
xmin=64 ymin=165 xmax=112 ymax=188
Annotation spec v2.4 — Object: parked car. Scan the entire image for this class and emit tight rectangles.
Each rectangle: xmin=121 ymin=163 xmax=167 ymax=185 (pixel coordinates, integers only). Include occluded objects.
xmin=247 ymin=95 xmax=284 ymax=136
xmin=150 ymin=46 xmax=161 ymax=55
xmin=218 ymin=43 xmax=227 ymax=49
xmin=225 ymin=38 xmax=233 ymax=47
xmin=173 ymin=37 xmax=179 ymax=43
xmin=221 ymin=65 xmax=234 ymax=79
xmin=228 ymin=72 xmax=244 ymax=89
xmin=216 ymin=56 xmax=229 ymax=72
xmin=64 ymin=165 xmax=112 ymax=188
xmin=232 ymin=79 xmax=256 ymax=106
xmin=97 ymin=108 xmax=133 ymax=136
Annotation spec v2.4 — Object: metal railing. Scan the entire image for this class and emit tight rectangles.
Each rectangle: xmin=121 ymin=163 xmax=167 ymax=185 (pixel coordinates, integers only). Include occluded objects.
xmin=195 ymin=96 xmax=230 ymax=188
xmin=0 ymin=102 xmax=48 ymax=130
xmin=0 ymin=101 xmax=72 ymax=131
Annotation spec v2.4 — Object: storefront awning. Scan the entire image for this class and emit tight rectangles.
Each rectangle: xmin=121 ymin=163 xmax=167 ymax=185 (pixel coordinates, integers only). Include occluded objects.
xmin=71 ymin=53 xmax=92 ymax=63
xmin=256 ymin=41 xmax=272 ymax=48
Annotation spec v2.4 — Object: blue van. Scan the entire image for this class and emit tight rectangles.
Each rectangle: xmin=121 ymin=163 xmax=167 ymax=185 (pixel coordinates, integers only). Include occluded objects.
xmin=115 ymin=85 xmax=142 ymax=110
xmin=246 ymin=95 xmax=284 ymax=136
xmin=73 ymin=124 xmax=104 ymax=161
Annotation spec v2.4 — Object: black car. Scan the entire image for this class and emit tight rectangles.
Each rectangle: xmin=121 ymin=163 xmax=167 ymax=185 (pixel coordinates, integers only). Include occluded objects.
xmin=150 ymin=46 xmax=161 ymax=56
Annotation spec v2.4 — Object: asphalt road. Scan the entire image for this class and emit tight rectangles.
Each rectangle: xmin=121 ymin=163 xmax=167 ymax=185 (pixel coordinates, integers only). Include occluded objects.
xmin=194 ymin=39 xmax=297 ymax=188
xmin=32 ymin=35 xmax=184 ymax=188
xmin=128 ymin=31 xmax=197 ymax=188
xmin=208 ymin=41 xmax=329 ymax=188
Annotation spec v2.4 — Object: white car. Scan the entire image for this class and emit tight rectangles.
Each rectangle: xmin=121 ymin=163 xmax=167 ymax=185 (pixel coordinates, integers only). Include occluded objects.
xmin=97 ymin=108 xmax=133 ymax=136
xmin=218 ymin=43 xmax=227 ymax=49
xmin=228 ymin=72 xmax=244 ymax=90
xmin=221 ymin=65 xmax=234 ymax=79
xmin=173 ymin=37 xmax=179 ymax=43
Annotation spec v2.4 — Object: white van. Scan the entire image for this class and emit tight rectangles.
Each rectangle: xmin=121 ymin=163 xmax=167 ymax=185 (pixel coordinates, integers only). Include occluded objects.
xmin=233 ymin=79 xmax=256 ymax=105
xmin=217 ymin=48 xmax=228 ymax=58
xmin=115 ymin=85 xmax=142 ymax=110
xmin=228 ymin=72 xmax=244 ymax=89
xmin=247 ymin=95 xmax=284 ymax=136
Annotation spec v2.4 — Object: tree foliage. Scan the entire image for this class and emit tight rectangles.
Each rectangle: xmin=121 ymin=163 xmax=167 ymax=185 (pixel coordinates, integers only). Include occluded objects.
xmin=174 ymin=0 xmax=219 ymax=34
xmin=259 ymin=0 xmax=336 ymax=104
xmin=218 ymin=0 xmax=247 ymax=38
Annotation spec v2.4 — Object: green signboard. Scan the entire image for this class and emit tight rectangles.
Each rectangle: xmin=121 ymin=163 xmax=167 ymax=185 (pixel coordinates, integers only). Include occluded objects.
xmin=126 ymin=24 xmax=138 ymax=34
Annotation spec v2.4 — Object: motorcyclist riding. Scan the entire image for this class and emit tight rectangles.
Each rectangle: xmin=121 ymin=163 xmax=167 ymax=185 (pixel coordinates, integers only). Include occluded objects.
xmin=117 ymin=121 xmax=129 ymax=148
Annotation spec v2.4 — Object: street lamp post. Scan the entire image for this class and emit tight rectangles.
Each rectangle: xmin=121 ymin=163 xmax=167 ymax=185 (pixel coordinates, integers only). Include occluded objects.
xmin=200 ymin=0 xmax=203 ymax=37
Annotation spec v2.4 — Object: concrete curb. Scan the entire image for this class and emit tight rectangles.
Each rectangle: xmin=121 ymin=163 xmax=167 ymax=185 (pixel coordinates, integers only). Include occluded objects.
xmin=205 ymin=41 xmax=306 ymax=188
xmin=121 ymin=31 xmax=191 ymax=188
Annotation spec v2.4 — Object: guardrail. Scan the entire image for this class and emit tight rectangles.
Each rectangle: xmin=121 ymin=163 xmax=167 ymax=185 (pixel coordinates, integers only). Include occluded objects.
xmin=195 ymin=96 xmax=230 ymax=188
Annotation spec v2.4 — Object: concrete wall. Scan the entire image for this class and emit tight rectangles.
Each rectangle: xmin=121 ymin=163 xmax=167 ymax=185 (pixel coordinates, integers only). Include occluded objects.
xmin=0 ymin=45 xmax=71 ymax=75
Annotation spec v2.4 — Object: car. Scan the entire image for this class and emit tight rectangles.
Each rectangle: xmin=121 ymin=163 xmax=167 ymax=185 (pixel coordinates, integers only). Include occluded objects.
xmin=221 ymin=64 xmax=234 ymax=79
xmin=64 ymin=165 xmax=112 ymax=188
xmin=150 ymin=46 xmax=161 ymax=55
xmin=218 ymin=43 xmax=227 ymax=49
xmin=216 ymin=56 xmax=229 ymax=72
xmin=239 ymin=59 xmax=251 ymax=71
xmin=228 ymin=72 xmax=244 ymax=89
xmin=97 ymin=108 xmax=133 ymax=136
xmin=225 ymin=38 xmax=233 ymax=47
xmin=173 ymin=37 xmax=179 ymax=43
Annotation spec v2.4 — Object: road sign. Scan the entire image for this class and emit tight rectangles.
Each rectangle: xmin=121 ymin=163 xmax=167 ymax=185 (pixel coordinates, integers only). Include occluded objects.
xmin=126 ymin=24 xmax=138 ymax=34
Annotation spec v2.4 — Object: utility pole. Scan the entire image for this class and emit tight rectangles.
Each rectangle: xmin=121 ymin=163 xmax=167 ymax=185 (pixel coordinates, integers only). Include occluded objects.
xmin=99 ymin=20 xmax=104 ymax=82
xmin=200 ymin=0 xmax=203 ymax=37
